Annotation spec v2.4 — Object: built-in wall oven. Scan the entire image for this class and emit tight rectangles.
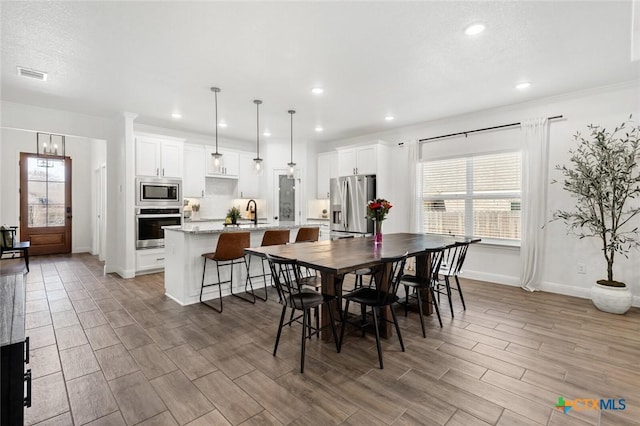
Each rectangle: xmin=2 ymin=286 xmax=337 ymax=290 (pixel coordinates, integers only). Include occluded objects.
xmin=135 ymin=207 xmax=181 ymax=249
xmin=136 ymin=177 xmax=182 ymax=206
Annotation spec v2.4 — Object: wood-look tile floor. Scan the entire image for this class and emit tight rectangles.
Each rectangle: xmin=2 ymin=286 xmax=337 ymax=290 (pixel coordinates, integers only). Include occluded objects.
xmin=12 ymin=253 xmax=640 ymax=425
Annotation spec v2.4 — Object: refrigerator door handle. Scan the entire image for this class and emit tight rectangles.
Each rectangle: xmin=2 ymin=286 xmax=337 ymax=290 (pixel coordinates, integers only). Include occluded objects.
xmin=342 ymin=179 xmax=348 ymax=230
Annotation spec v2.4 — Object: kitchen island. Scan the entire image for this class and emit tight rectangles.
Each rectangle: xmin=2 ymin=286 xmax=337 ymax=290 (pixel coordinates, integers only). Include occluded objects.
xmin=163 ymin=222 xmax=301 ymax=305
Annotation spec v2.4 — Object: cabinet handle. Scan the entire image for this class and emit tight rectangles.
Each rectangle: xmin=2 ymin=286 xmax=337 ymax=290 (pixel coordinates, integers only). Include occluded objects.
xmin=162 ymin=168 xmax=165 ymax=176
xmin=156 ymin=168 xmax=159 ymax=176
xmin=156 ymin=257 xmax=165 ymax=261
xmin=201 ymin=190 xmax=204 ymax=197
xmin=24 ymin=336 xmax=29 ymax=364
xmin=24 ymin=370 xmax=32 ymax=407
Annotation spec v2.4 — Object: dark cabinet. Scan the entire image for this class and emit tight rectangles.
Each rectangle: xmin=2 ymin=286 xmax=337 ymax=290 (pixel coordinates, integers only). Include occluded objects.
xmin=0 ymin=273 xmax=30 ymax=425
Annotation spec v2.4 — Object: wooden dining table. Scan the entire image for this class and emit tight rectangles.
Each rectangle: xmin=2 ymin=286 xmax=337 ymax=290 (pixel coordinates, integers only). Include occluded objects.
xmin=245 ymin=232 xmax=480 ymax=340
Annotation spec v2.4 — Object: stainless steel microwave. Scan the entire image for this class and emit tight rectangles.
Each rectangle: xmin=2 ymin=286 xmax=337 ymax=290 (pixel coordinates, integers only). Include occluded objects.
xmin=136 ymin=178 xmax=182 ymax=206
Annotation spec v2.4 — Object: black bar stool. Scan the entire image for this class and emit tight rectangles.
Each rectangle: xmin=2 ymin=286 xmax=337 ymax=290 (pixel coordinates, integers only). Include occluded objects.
xmin=200 ymin=231 xmax=254 ymax=313
xmin=246 ymin=229 xmax=290 ymax=301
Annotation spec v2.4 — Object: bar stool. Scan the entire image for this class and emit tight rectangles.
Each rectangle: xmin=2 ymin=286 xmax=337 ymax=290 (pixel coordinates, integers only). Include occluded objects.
xmin=295 ymin=227 xmax=319 ymax=243
xmin=246 ymin=229 xmax=290 ymax=301
xmin=200 ymin=231 xmax=254 ymax=313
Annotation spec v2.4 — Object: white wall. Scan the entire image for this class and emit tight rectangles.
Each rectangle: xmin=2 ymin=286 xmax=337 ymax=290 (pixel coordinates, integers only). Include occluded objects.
xmin=0 ymin=128 xmax=102 ymax=253
xmin=320 ymin=81 xmax=640 ymax=305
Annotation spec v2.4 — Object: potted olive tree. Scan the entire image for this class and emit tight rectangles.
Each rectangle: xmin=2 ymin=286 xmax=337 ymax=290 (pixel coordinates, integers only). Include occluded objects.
xmin=553 ymin=116 xmax=640 ymax=314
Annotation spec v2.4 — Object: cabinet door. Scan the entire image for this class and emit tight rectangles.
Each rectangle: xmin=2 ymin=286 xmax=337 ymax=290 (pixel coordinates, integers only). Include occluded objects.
xmin=160 ymin=140 xmax=184 ymax=178
xmin=337 ymin=149 xmax=356 ymax=177
xmin=135 ymin=137 xmax=160 ymax=177
xmin=183 ymin=144 xmax=206 ymax=197
xmin=356 ymin=145 xmax=377 ymax=175
xmin=238 ymin=153 xmax=260 ymax=199
xmin=317 ymin=153 xmax=331 ymax=199
xmin=328 ymin=152 xmax=339 ymax=179
xmin=224 ymin=151 xmax=240 ymax=177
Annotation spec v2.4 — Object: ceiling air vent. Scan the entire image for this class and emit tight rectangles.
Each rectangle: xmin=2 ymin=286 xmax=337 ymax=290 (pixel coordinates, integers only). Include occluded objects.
xmin=17 ymin=66 xmax=48 ymax=81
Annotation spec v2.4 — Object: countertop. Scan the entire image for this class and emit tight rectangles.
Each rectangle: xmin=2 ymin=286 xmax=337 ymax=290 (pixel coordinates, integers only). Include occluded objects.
xmin=164 ymin=222 xmax=300 ymax=234
xmin=0 ymin=273 xmax=25 ymax=347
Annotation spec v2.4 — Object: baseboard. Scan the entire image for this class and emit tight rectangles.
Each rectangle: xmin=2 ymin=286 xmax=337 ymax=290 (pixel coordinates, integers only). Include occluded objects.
xmin=104 ymin=263 xmax=135 ymax=279
xmin=164 ymin=292 xmax=187 ymax=306
xmin=463 ymin=270 xmax=520 ymax=287
xmin=72 ymin=247 xmax=91 ymax=254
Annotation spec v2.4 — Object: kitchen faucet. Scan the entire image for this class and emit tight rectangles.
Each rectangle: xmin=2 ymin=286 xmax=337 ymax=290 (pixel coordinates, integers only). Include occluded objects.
xmin=246 ymin=199 xmax=258 ymax=225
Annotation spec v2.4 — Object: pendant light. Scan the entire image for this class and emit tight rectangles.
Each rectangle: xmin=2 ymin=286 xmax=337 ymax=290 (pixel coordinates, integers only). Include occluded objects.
xmin=287 ymin=109 xmax=296 ymax=178
xmin=210 ymin=87 xmax=223 ymax=172
xmin=253 ymin=99 xmax=263 ymax=175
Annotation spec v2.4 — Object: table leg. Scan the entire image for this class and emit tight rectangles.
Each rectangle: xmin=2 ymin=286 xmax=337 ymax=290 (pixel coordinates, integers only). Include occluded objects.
xmin=414 ymin=253 xmax=434 ymax=315
xmin=373 ymin=263 xmax=393 ymax=338
xmin=320 ymin=272 xmax=343 ymax=342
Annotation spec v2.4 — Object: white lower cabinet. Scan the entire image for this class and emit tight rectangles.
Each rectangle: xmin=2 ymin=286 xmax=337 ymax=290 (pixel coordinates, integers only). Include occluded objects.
xmin=136 ymin=248 xmax=166 ymax=272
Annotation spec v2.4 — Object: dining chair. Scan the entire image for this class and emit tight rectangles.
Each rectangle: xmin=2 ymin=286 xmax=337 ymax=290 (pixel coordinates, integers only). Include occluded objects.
xmin=267 ymin=254 xmax=339 ymax=373
xmin=0 ymin=226 xmax=30 ymax=272
xmin=338 ymin=252 xmax=408 ymax=369
xmin=200 ymin=231 xmax=254 ymax=313
xmin=436 ymin=241 xmax=470 ymax=317
xmin=245 ymin=229 xmax=290 ymax=301
xmin=398 ymin=247 xmax=446 ymax=336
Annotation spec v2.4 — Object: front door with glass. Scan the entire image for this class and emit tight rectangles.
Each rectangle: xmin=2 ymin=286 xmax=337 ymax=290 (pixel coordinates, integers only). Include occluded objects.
xmin=19 ymin=152 xmax=72 ymax=255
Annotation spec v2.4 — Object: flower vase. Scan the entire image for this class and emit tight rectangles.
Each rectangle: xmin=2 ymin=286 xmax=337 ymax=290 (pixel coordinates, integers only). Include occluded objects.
xmin=374 ymin=220 xmax=383 ymax=244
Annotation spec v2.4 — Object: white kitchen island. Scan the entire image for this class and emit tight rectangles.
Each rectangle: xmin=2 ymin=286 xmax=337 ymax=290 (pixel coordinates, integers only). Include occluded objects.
xmin=163 ymin=222 xmax=300 ymax=305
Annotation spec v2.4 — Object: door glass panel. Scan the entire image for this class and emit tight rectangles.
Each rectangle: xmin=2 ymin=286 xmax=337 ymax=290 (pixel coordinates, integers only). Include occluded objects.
xmin=279 ymin=175 xmax=295 ymax=222
xmin=26 ymin=156 xmax=66 ymax=228
xmin=28 ymin=205 xmax=47 ymax=227
xmin=47 ymin=182 xmax=65 ymax=205
xmin=48 ymin=160 xmax=66 ymax=181
xmin=47 ymin=206 xmax=65 ymax=226
xmin=28 ymin=182 xmax=47 ymax=204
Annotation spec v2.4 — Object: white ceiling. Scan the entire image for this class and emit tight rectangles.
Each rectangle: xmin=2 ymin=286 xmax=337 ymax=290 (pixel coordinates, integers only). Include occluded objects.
xmin=2 ymin=1 xmax=639 ymax=146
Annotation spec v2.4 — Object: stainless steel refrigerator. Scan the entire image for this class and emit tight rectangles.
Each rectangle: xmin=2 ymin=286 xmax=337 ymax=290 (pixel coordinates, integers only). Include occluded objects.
xmin=330 ymin=175 xmax=376 ymax=234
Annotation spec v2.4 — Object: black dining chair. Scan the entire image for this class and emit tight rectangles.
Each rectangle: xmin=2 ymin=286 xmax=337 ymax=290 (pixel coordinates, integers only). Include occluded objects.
xmin=338 ymin=252 xmax=408 ymax=369
xmin=435 ymin=241 xmax=471 ymax=317
xmin=398 ymin=247 xmax=446 ymax=336
xmin=267 ymin=254 xmax=339 ymax=373
xmin=245 ymin=229 xmax=290 ymax=301
xmin=0 ymin=226 xmax=30 ymax=272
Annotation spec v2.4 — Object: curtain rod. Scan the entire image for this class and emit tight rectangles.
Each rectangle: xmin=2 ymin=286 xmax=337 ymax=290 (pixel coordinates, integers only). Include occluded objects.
xmin=418 ymin=115 xmax=563 ymax=143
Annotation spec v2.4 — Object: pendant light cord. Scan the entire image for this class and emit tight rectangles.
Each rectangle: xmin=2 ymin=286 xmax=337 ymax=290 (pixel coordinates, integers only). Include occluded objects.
xmin=288 ymin=110 xmax=296 ymax=164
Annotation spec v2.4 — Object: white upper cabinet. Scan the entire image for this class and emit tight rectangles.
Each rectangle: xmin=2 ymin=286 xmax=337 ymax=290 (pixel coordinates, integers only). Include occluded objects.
xmin=238 ymin=152 xmax=261 ymax=199
xmin=183 ymin=144 xmax=206 ymax=198
xmin=337 ymin=144 xmax=378 ymax=176
xmin=205 ymin=147 xmax=239 ymax=178
xmin=135 ymin=135 xmax=184 ymax=178
xmin=317 ymin=151 xmax=338 ymax=199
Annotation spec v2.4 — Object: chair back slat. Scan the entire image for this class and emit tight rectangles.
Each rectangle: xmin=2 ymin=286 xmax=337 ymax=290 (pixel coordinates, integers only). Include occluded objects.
xmin=444 ymin=241 xmax=470 ymax=276
xmin=375 ymin=253 xmax=408 ymax=306
xmin=213 ymin=232 xmax=251 ymax=261
xmin=267 ymin=255 xmax=305 ymax=309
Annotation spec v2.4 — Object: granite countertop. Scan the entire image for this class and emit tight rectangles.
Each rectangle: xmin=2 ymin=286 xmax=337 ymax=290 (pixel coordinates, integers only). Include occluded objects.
xmin=164 ymin=222 xmax=299 ymax=234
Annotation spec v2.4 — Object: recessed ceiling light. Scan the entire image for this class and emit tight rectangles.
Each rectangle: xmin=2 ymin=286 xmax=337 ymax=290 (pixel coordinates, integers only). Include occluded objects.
xmin=312 ymin=87 xmax=324 ymax=95
xmin=464 ymin=23 xmax=486 ymax=36
xmin=385 ymin=115 xmax=395 ymax=121
xmin=218 ymin=122 xmax=228 ymax=128
xmin=315 ymin=126 xmax=323 ymax=132
xmin=515 ymin=82 xmax=531 ymax=90
xmin=263 ymin=131 xmax=271 ymax=137
xmin=171 ymin=112 xmax=182 ymax=119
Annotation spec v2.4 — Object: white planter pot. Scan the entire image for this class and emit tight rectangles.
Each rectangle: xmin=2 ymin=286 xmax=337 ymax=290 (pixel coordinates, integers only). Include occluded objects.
xmin=590 ymin=283 xmax=633 ymax=314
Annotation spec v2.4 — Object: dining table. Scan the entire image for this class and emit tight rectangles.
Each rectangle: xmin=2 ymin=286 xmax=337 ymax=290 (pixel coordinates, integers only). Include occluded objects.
xmin=245 ymin=232 xmax=480 ymax=340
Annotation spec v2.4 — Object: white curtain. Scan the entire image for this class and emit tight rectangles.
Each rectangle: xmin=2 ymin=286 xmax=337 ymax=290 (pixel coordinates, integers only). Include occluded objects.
xmin=407 ymin=140 xmax=421 ymax=271
xmin=520 ymin=117 xmax=549 ymax=291
xmin=407 ymin=140 xmax=421 ymax=233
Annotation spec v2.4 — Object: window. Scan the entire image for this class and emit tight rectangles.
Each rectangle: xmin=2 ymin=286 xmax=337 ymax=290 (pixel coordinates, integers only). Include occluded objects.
xmin=421 ymin=151 xmax=521 ymax=242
